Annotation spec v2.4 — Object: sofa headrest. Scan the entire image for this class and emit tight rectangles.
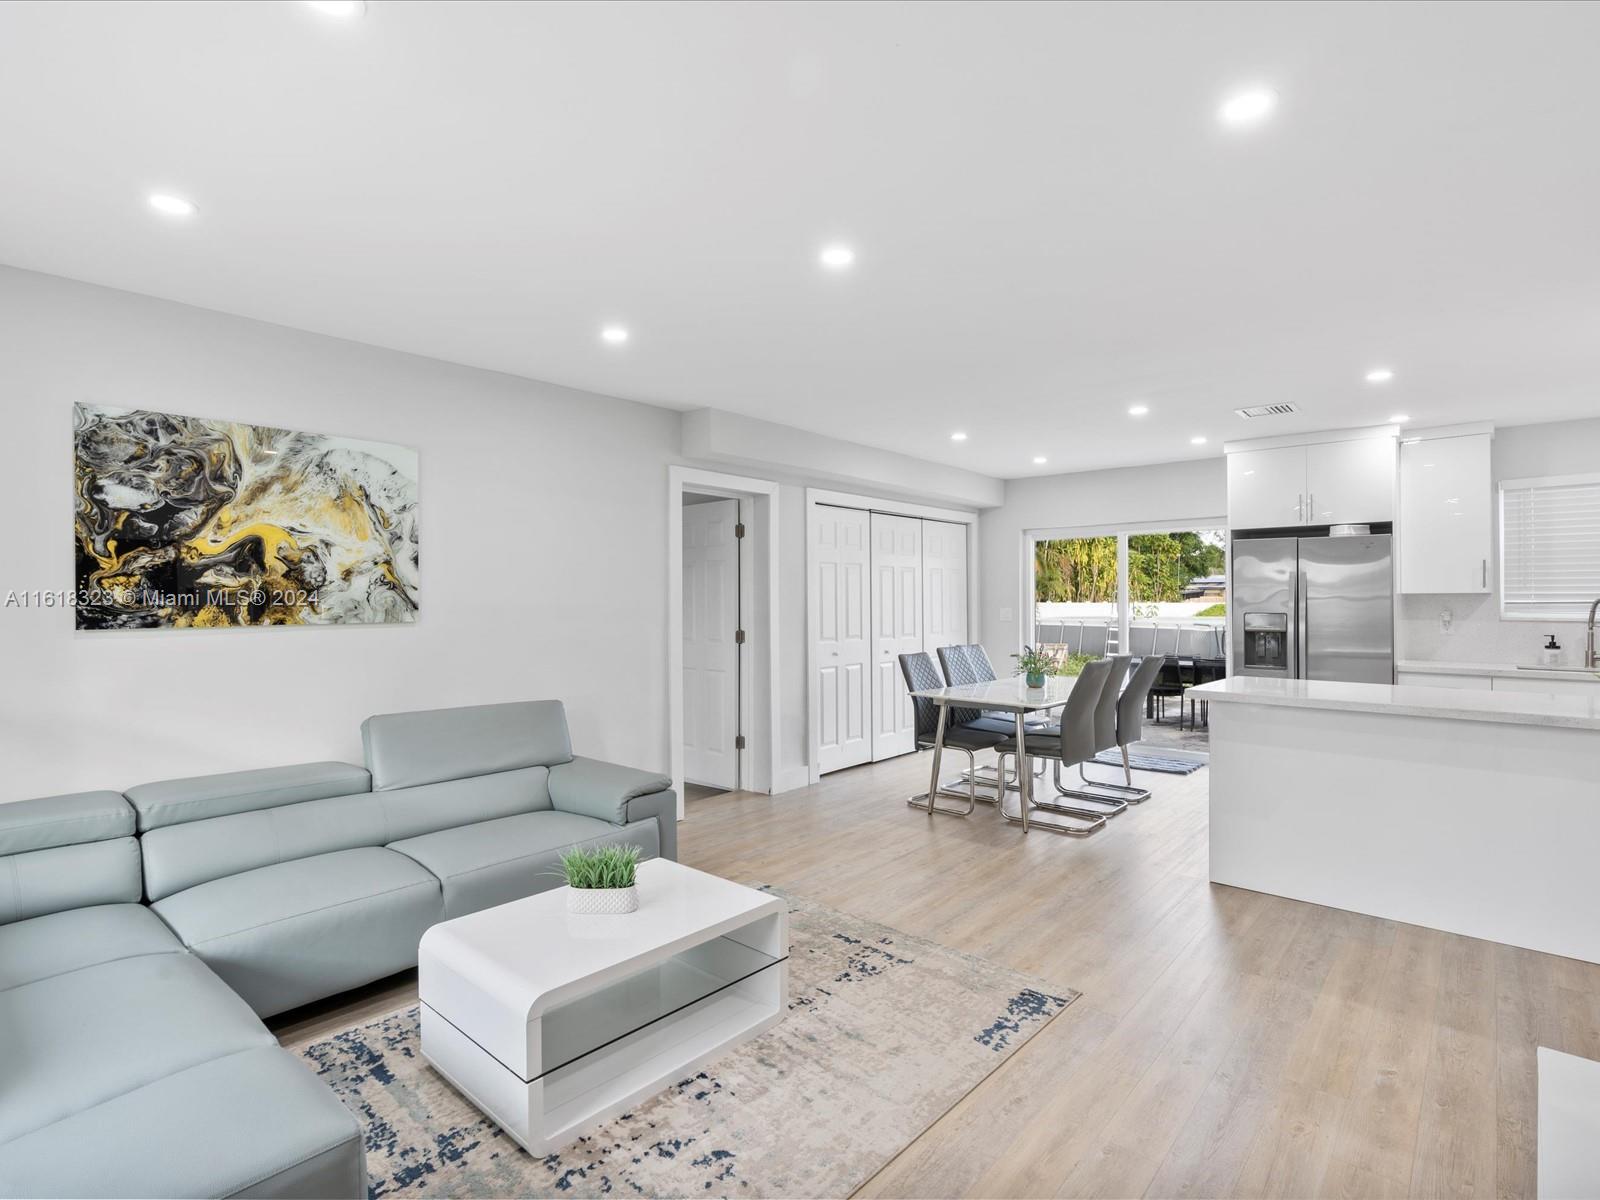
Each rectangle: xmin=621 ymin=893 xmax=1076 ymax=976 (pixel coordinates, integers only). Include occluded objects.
xmin=362 ymin=699 xmax=574 ymax=791
xmin=125 ymin=762 xmax=372 ymax=832
xmin=0 ymin=790 xmax=133 ymax=856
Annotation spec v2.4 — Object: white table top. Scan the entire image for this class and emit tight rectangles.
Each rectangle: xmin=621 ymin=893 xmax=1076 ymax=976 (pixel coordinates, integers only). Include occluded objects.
xmin=420 ymin=859 xmax=783 ymax=1016
xmin=910 ymin=674 xmax=1079 ymax=712
xmin=1190 ymin=675 xmax=1600 ymax=731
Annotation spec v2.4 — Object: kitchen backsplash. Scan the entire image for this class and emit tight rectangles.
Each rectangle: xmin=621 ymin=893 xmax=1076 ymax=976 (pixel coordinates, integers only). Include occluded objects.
xmin=1397 ymin=592 xmax=1592 ymax=667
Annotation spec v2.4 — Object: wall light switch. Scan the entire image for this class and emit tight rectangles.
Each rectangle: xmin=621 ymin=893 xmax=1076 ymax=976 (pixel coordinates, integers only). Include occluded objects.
xmin=1439 ymin=608 xmax=1453 ymax=634
xmin=999 ymin=607 xmax=1014 ymax=624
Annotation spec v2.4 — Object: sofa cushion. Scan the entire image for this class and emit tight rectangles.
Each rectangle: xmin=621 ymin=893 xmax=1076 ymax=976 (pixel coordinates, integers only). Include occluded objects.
xmin=0 ymin=1045 xmax=365 ymax=1200
xmin=125 ymin=761 xmax=371 ymax=832
xmin=0 ymin=789 xmax=132 ymax=854
xmin=153 ymin=846 xmax=443 ymax=1017
xmin=0 ymin=952 xmax=273 ymax=1145
xmin=0 ymin=837 xmax=142 ymax=926
xmin=0 ymin=903 xmax=182 ymax=992
xmin=389 ymin=809 xmax=659 ymax=920
xmin=363 ymin=699 xmax=573 ymax=790
xmin=139 ymin=766 xmax=553 ymax=902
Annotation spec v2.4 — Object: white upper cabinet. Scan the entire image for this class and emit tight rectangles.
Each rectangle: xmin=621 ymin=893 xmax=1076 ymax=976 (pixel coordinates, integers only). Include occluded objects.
xmin=1227 ymin=434 xmax=1395 ymax=530
xmin=1398 ymin=432 xmax=1492 ymax=594
xmin=1307 ymin=437 xmax=1395 ymax=525
xmin=1228 ymin=445 xmax=1308 ymax=529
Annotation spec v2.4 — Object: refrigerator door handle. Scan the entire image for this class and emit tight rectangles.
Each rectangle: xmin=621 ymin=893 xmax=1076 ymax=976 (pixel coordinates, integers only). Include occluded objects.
xmin=1296 ymin=557 xmax=1308 ymax=680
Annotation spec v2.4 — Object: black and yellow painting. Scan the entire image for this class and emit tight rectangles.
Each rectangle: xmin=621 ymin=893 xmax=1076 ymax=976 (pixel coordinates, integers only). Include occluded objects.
xmin=73 ymin=403 xmax=419 ymax=630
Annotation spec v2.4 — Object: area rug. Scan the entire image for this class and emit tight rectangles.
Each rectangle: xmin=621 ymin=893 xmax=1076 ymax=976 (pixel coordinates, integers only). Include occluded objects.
xmin=1093 ymin=749 xmax=1204 ymax=774
xmin=293 ymin=888 xmax=1077 ymax=1199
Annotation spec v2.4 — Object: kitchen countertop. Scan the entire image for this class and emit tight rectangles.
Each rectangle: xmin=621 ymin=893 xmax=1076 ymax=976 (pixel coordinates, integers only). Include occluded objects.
xmin=1396 ymin=658 xmax=1600 ymax=682
xmin=1189 ymin=676 xmax=1600 ymax=731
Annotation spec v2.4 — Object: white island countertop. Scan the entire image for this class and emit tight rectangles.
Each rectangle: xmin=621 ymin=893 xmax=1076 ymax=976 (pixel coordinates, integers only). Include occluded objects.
xmin=1189 ymin=675 xmax=1600 ymax=731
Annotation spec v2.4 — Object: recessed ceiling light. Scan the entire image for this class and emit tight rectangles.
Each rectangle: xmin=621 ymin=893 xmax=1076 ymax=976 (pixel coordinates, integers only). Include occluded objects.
xmin=1365 ymin=367 xmax=1395 ymax=384
xmin=600 ymin=326 xmax=629 ymax=345
xmin=1219 ymin=87 xmax=1278 ymax=128
xmin=819 ymin=245 xmax=855 ymax=270
xmin=1190 ymin=435 xmax=1208 ymax=445
xmin=304 ymin=0 xmax=365 ymax=16
xmin=950 ymin=431 xmax=967 ymax=442
xmin=147 ymin=193 xmax=197 ymax=218
xmin=1032 ymin=456 xmax=1048 ymax=465
xmin=1389 ymin=413 xmax=1410 ymax=424
xmin=1128 ymin=404 xmax=1150 ymax=417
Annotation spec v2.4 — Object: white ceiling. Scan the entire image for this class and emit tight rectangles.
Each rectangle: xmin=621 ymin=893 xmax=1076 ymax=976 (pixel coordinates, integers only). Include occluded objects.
xmin=2 ymin=1 xmax=1598 ymax=479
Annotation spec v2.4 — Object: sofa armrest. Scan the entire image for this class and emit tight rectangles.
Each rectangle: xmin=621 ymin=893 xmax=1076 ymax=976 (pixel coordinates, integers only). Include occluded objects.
xmin=547 ymin=757 xmax=677 ymax=860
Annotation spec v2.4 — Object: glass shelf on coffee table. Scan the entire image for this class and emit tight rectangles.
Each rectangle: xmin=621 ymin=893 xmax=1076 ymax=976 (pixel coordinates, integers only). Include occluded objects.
xmin=418 ymin=860 xmax=788 ymax=1155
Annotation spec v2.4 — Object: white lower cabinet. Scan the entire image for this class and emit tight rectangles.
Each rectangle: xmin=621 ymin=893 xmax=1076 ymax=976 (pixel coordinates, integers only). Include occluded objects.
xmin=1396 ymin=671 xmax=1492 ymax=691
xmin=1492 ymin=675 xmax=1600 ymax=697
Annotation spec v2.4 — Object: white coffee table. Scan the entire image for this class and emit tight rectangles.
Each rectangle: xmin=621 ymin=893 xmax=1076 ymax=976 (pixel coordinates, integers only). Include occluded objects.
xmin=418 ymin=859 xmax=788 ymax=1155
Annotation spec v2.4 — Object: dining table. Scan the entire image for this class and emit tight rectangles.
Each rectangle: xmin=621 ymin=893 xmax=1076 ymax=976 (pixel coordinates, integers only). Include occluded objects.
xmin=908 ymin=674 xmax=1081 ymax=832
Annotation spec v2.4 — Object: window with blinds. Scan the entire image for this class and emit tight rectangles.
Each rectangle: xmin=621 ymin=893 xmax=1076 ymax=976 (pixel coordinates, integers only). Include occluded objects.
xmin=1499 ymin=473 xmax=1600 ymax=620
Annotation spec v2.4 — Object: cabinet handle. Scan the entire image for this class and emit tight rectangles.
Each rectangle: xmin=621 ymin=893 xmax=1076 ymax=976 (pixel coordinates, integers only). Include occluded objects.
xmin=1309 ymin=492 xmax=1315 ymax=521
xmin=1297 ymin=493 xmax=1304 ymax=523
xmin=1482 ymin=559 xmax=1487 ymax=588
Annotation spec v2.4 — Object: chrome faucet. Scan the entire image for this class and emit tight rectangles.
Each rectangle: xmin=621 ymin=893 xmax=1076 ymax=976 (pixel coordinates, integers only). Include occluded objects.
xmin=1589 ymin=597 xmax=1600 ymax=669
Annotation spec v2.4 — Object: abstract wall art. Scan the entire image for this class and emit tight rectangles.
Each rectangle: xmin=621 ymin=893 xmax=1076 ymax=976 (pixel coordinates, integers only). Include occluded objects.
xmin=73 ymin=403 xmax=419 ymax=630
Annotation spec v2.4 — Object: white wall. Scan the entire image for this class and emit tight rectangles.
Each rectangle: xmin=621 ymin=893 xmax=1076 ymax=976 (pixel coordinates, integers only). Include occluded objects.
xmin=0 ymin=266 xmax=688 ymax=801
xmin=1398 ymin=416 xmax=1600 ymax=668
xmin=1 ymin=267 xmax=984 ymax=803
xmin=977 ymin=457 xmax=1228 ymax=651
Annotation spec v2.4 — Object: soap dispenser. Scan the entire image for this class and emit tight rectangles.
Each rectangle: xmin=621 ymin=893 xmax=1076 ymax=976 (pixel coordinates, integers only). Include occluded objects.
xmin=1542 ymin=634 xmax=1562 ymax=667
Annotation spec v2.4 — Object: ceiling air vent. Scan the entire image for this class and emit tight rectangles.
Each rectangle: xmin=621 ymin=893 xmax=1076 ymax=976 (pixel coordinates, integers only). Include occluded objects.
xmin=1234 ymin=402 xmax=1301 ymax=419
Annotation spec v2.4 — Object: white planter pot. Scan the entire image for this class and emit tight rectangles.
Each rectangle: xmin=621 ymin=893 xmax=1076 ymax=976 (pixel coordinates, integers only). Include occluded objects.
xmin=565 ymin=884 xmax=639 ymax=915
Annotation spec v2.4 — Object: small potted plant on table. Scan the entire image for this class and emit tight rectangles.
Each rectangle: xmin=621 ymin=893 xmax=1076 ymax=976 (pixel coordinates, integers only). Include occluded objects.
xmin=1014 ymin=645 xmax=1054 ymax=689
xmin=560 ymin=844 xmax=642 ymax=914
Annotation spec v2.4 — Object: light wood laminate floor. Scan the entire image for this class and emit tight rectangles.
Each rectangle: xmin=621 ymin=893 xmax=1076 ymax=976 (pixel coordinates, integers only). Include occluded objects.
xmin=273 ymin=751 xmax=1599 ymax=1198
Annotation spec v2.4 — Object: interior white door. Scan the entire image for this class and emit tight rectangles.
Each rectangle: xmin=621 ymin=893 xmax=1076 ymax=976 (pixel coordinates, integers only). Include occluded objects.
xmin=921 ymin=520 xmax=968 ymax=653
xmin=813 ymin=505 xmax=872 ymax=774
xmin=682 ymin=499 xmax=739 ymax=790
xmin=870 ymin=512 xmax=923 ymax=761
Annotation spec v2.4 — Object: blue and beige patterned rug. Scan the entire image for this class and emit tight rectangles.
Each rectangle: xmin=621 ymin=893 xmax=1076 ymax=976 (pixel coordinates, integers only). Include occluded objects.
xmin=294 ymin=889 xmax=1076 ymax=1199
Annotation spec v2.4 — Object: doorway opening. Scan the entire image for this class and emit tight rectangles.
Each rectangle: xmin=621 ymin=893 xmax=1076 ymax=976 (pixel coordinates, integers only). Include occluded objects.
xmin=668 ymin=468 xmax=780 ymax=818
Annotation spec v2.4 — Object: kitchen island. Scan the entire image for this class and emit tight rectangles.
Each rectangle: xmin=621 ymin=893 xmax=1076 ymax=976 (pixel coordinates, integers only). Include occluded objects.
xmin=1191 ymin=676 xmax=1600 ymax=965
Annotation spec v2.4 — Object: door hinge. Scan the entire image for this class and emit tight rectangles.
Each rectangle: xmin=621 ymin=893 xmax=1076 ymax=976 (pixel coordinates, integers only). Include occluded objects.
xmin=734 ymin=522 xmax=746 ymax=539
xmin=734 ymin=629 xmax=746 ymax=644
xmin=735 ymin=734 xmax=746 ymax=750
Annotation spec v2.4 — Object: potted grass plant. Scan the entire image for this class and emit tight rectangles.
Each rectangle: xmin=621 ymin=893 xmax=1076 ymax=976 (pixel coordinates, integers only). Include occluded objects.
xmin=1013 ymin=645 xmax=1054 ymax=689
xmin=560 ymin=844 xmax=642 ymax=914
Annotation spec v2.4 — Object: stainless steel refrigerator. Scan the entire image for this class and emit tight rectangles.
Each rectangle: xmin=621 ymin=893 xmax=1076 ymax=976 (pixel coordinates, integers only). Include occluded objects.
xmin=1230 ymin=534 xmax=1394 ymax=684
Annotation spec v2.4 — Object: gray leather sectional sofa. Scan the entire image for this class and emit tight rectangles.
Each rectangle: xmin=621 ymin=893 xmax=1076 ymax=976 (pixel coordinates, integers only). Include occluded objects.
xmin=0 ymin=700 xmax=675 ymax=1199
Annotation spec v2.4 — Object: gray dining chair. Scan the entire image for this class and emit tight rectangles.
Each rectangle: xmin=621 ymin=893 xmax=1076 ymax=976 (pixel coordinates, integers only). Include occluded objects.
xmin=1107 ymin=654 xmax=1166 ymax=803
xmin=937 ymin=643 xmax=1047 ymax=792
xmin=1050 ymin=654 xmax=1138 ymax=808
xmin=898 ymin=651 xmax=1005 ymax=816
xmin=991 ymin=658 xmax=1114 ymax=836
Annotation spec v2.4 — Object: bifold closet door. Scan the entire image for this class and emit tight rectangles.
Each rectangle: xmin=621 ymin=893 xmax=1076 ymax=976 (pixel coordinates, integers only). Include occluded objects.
xmin=922 ymin=520 xmax=968 ymax=653
xmin=870 ymin=512 xmax=922 ymax=761
xmin=813 ymin=505 xmax=872 ymax=774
